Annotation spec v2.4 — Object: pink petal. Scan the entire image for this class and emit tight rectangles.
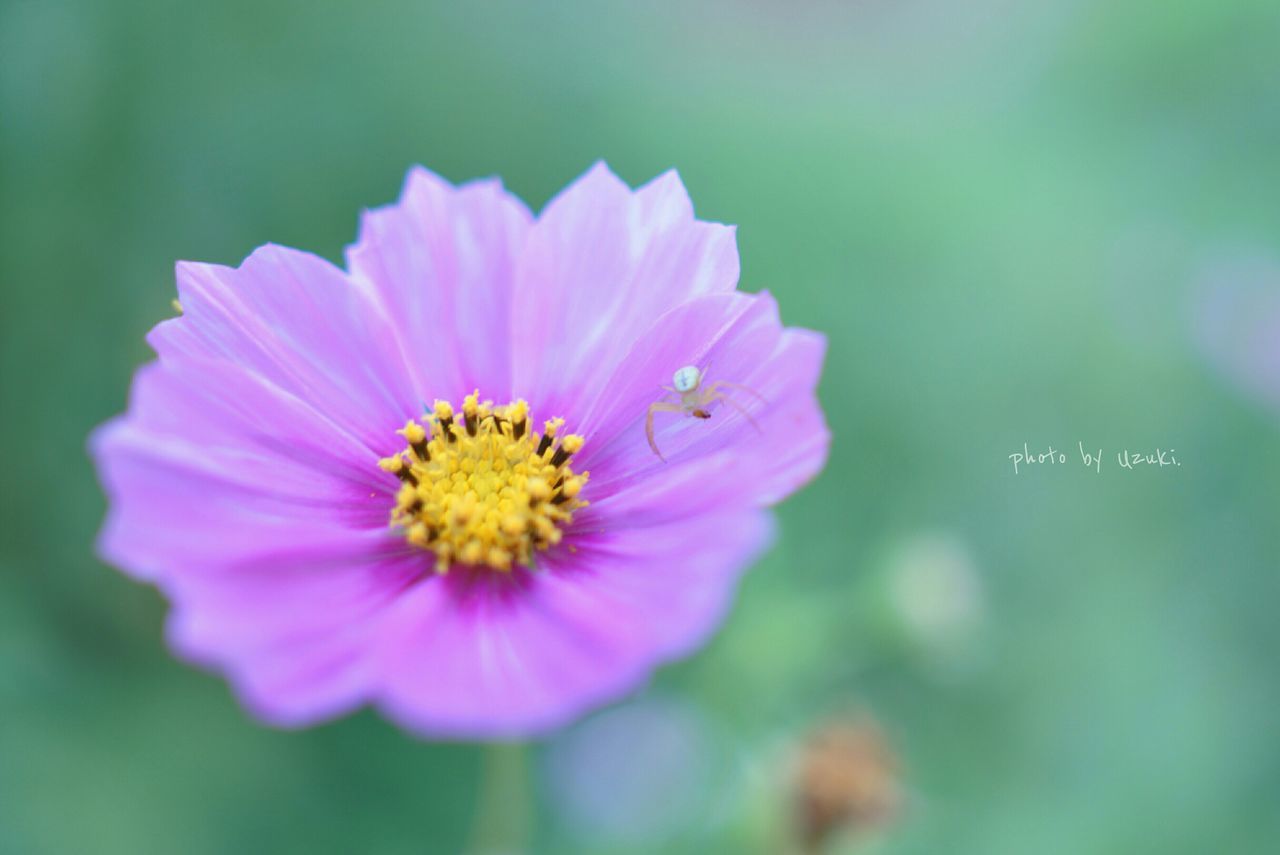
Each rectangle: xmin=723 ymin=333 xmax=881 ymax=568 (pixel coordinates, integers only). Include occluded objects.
xmin=151 ymin=244 xmax=422 ymax=451
xmin=511 ymin=164 xmax=739 ymax=422
xmin=121 ymin=355 xmax=392 ymax=488
xmin=346 ymin=167 xmax=533 ymax=404
xmin=91 ymin=417 xmax=396 ymax=583
xmin=166 ymin=545 xmax=423 ymax=727
xmin=89 ymin=345 xmax=416 ymax=584
xmin=371 ymin=510 xmax=774 ymax=739
xmin=572 ymin=291 xmax=829 ymax=517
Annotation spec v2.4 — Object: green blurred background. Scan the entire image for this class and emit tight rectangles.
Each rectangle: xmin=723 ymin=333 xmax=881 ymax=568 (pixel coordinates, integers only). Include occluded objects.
xmin=3 ymin=1 xmax=1279 ymax=852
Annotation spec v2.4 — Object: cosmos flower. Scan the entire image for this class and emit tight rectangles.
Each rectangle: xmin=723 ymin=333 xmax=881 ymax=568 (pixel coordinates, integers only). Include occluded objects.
xmin=90 ymin=163 xmax=829 ymax=739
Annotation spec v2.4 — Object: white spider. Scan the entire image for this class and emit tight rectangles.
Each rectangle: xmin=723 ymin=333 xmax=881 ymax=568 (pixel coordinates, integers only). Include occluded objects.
xmin=645 ymin=365 xmax=764 ymax=461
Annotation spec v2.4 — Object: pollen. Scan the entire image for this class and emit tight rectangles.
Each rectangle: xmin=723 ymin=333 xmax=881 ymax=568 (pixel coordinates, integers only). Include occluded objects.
xmin=378 ymin=391 xmax=589 ymax=574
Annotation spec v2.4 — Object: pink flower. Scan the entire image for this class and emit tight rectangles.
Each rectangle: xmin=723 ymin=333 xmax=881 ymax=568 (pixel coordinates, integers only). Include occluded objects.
xmin=91 ymin=163 xmax=829 ymax=739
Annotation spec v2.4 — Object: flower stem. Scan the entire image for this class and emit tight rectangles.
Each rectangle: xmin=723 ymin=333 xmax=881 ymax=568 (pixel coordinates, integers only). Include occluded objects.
xmin=467 ymin=742 xmax=531 ymax=854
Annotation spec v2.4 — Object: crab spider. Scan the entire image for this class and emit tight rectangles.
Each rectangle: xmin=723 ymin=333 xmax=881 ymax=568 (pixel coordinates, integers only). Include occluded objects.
xmin=645 ymin=364 xmax=765 ymax=461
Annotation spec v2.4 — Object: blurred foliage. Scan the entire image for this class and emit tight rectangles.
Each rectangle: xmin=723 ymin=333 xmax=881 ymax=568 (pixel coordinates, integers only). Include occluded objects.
xmin=3 ymin=0 xmax=1279 ymax=852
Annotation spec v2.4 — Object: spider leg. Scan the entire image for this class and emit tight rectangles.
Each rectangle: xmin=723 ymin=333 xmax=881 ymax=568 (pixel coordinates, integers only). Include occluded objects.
xmin=707 ymin=391 xmax=764 ymax=435
xmin=645 ymin=402 xmax=684 ymax=461
xmin=706 ymin=380 xmax=767 ymax=407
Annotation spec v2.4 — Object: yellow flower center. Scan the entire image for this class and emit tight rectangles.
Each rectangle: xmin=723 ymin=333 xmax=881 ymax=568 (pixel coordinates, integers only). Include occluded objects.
xmin=378 ymin=391 xmax=589 ymax=574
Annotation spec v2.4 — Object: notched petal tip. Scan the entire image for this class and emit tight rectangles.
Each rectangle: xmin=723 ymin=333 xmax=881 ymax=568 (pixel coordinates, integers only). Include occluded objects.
xmin=583 ymin=158 xmax=621 ymax=180
xmin=635 ymin=166 xmax=742 ymax=236
xmin=635 ymin=167 xmax=693 ymax=217
xmin=173 ymin=243 xmax=341 ymax=301
xmin=397 ymin=164 xmax=531 ymax=214
xmin=541 ymin=160 xmax=633 ymax=217
xmin=347 ymin=165 xmax=534 ymax=268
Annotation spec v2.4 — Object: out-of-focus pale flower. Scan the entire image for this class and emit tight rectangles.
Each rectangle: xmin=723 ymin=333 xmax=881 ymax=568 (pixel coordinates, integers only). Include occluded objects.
xmin=1192 ymin=249 xmax=1280 ymax=415
xmin=543 ymin=696 xmax=721 ymax=845
xmin=887 ymin=533 xmax=983 ymax=656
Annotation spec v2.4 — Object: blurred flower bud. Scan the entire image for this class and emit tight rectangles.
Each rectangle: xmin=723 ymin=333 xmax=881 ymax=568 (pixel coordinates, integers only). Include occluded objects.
xmin=792 ymin=714 xmax=901 ymax=852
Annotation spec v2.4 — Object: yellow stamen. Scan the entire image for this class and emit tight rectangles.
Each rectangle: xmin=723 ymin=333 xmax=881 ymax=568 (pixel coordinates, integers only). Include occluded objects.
xmin=380 ymin=396 xmax=589 ymax=574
